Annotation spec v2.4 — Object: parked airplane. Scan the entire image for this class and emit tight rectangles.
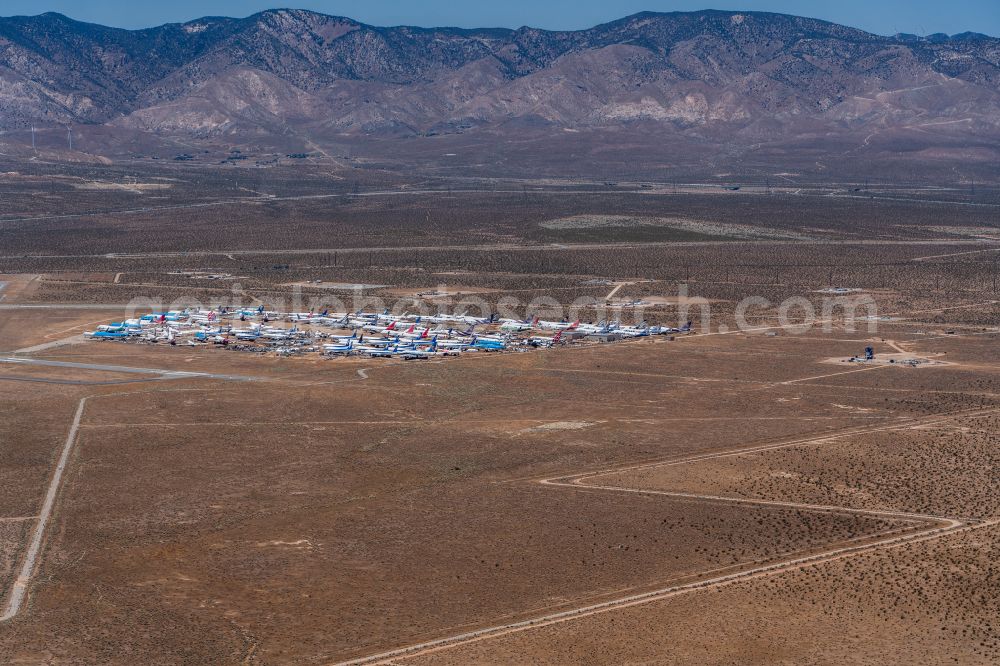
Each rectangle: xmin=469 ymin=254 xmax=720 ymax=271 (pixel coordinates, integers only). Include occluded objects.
xmin=616 ymin=324 xmax=649 ymax=337
xmin=401 ymin=339 xmax=439 ymax=359
xmin=527 ymin=330 xmax=564 ymax=347
xmin=473 ymin=337 xmax=507 ymax=350
xmin=436 ymin=337 xmax=475 ymax=350
xmin=399 ymin=327 xmax=432 ymax=341
xmin=500 ymin=317 xmax=538 ymax=332
xmin=85 ymin=330 xmax=128 ymax=340
xmin=323 ymin=341 xmax=354 ymax=355
xmin=363 ymin=345 xmax=399 ymax=358
xmin=536 ymin=319 xmax=580 ymax=331
xmin=575 ymin=320 xmax=612 ymax=334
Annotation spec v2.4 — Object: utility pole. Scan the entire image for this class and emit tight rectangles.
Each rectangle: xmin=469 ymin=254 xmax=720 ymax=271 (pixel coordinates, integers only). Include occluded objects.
xmin=67 ymin=127 xmax=72 ymax=151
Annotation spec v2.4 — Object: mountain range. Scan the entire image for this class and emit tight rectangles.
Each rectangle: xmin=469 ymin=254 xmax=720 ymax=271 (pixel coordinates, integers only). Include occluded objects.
xmin=1 ymin=9 xmax=998 ymax=153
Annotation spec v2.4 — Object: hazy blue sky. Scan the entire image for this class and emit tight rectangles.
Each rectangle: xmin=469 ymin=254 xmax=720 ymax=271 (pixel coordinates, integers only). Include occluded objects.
xmin=3 ymin=1 xmax=998 ymax=36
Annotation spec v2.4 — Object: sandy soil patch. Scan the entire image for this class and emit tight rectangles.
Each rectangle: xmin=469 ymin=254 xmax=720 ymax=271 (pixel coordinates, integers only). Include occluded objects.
xmin=72 ymin=181 xmax=172 ymax=192
xmin=613 ymin=295 xmax=722 ymax=306
xmin=388 ymin=286 xmax=501 ymax=298
xmin=538 ymin=215 xmax=817 ymax=241
xmin=917 ymin=225 xmax=1000 ymax=239
xmin=822 ymin=352 xmax=951 ymax=368
xmin=0 ymin=274 xmax=42 ymax=303
xmin=285 ymin=281 xmax=388 ymax=290
xmin=523 ymin=421 xmax=597 ymax=433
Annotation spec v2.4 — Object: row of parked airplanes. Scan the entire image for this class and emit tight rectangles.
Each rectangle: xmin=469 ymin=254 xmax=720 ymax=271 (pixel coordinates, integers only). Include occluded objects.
xmin=84 ymin=307 xmax=692 ymax=359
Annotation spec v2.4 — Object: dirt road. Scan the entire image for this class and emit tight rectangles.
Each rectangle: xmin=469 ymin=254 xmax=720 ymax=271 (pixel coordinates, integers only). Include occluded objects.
xmin=0 ymin=398 xmax=87 ymax=622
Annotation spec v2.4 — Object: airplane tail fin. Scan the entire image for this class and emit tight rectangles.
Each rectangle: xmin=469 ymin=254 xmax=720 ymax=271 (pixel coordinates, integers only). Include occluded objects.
xmin=553 ymin=330 xmax=563 ymax=343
